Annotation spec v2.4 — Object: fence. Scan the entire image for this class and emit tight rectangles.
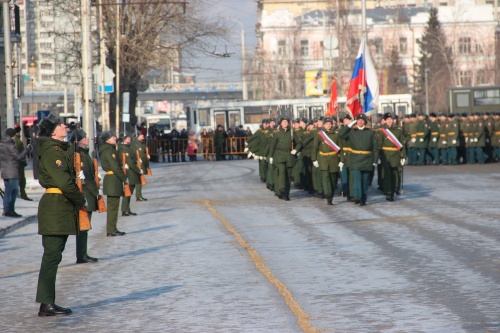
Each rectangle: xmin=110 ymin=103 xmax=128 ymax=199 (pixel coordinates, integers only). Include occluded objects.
xmin=146 ymin=137 xmax=248 ymax=161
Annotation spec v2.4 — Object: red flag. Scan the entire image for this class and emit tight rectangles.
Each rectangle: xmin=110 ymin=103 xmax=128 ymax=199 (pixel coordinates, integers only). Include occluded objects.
xmin=326 ymin=77 xmax=338 ymax=117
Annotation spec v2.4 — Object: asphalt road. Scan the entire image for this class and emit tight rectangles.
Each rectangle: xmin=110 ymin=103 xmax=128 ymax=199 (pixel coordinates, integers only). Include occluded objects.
xmin=1 ymin=160 xmax=499 ymax=332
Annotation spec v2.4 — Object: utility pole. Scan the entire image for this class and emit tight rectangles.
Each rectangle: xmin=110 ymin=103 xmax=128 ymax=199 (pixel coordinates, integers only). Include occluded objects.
xmin=81 ymin=0 xmax=95 ymax=155
xmin=3 ymin=0 xmax=14 ymax=128
xmin=115 ymin=0 xmax=121 ymax=135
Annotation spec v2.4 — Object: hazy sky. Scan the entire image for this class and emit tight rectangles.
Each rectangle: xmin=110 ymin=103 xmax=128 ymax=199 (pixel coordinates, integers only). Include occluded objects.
xmin=192 ymin=0 xmax=258 ymax=83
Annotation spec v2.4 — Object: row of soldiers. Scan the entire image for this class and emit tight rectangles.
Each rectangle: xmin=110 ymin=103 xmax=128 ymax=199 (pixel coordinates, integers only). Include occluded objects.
xmin=245 ymin=112 xmax=406 ymax=206
xmin=34 ymin=114 xmax=151 ymax=317
xmin=403 ymin=112 xmax=500 ymax=165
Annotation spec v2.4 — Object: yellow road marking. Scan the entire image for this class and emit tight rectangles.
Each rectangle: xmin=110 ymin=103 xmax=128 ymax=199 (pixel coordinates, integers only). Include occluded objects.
xmin=199 ymin=200 xmax=320 ymax=333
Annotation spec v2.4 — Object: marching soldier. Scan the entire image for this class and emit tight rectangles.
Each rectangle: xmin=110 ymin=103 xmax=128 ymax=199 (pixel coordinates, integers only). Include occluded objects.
xmin=263 ymin=118 xmax=276 ymax=191
xmin=446 ymin=113 xmax=460 ymax=165
xmin=311 ymin=117 xmax=342 ymax=205
xmin=99 ymin=130 xmax=127 ymax=236
xmin=377 ymin=113 xmax=406 ymax=202
xmin=70 ymin=129 xmax=99 ymax=264
xmin=133 ymin=132 xmax=148 ymax=201
xmin=339 ymin=114 xmax=379 ymax=206
xmin=464 ymin=113 xmax=476 ymax=164
xmin=311 ymin=117 xmax=325 ymax=198
xmin=269 ymin=116 xmax=296 ymax=201
xmin=119 ymin=134 xmax=142 ymax=216
xmin=36 ymin=114 xmax=85 ymax=316
xmin=492 ymin=113 xmax=500 ymax=162
xmin=294 ymin=120 xmax=315 ymax=194
xmin=339 ymin=115 xmax=353 ymax=201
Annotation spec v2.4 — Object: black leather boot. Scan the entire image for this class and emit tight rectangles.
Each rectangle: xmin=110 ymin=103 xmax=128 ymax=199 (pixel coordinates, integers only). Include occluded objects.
xmin=38 ymin=303 xmax=72 ymax=317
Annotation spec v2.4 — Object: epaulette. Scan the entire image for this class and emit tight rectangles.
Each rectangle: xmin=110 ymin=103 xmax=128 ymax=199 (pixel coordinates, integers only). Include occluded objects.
xmin=54 ymin=146 xmax=62 ymax=151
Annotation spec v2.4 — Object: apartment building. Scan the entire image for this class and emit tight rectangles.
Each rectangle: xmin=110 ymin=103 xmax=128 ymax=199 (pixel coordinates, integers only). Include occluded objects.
xmin=254 ymin=0 xmax=498 ymax=99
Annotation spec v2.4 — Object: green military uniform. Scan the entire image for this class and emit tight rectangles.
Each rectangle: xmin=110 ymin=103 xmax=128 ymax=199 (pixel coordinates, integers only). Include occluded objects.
xmin=292 ymin=125 xmax=305 ymax=188
xmin=295 ymin=125 xmax=315 ymax=193
xmin=36 ymin=114 xmax=85 ymax=315
xmin=269 ymin=119 xmax=296 ymax=200
xmin=214 ymin=126 xmax=225 ymax=161
xmin=446 ymin=115 xmax=460 ymax=165
xmin=310 ymin=120 xmax=324 ymax=197
xmin=119 ymin=139 xmax=142 ymax=215
xmin=339 ymin=115 xmax=379 ymax=206
xmin=99 ymin=135 xmax=127 ymax=235
xmin=428 ymin=114 xmax=440 ymax=165
xmin=437 ymin=114 xmax=449 ymax=164
xmin=73 ymin=143 xmax=99 ymax=262
xmin=339 ymin=119 xmax=353 ymax=200
xmin=414 ymin=115 xmax=429 ymax=165
xmin=377 ymin=114 xmax=406 ymax=201
xmin=492 ymin=114 xmax=500 ymax=161
xmin=262 ymin=124 xmax=277 ymax=191
xmin=311 ymin=121 xmax=342 ymax=205
xmin=132 ymin=137 xmax=148 ymax=200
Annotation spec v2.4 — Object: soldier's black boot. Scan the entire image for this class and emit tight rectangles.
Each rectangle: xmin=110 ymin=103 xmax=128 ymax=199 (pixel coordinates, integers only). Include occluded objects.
xmin=386 ymin=194 xmax=391 ymax=201
xmin=38 ymin=303 xmax=72 ymax=317
xmin=326 ymin=197 xmax=333 ymax=205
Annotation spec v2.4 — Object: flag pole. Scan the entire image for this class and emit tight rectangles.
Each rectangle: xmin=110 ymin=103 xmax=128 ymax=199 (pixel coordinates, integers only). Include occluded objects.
xmin=361 ymin=0 xmax=367 ymax=114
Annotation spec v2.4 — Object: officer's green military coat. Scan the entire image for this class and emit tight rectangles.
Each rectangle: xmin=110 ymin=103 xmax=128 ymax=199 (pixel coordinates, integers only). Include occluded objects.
xmin=133 ymin=139 xmax=149 ymax=173
xmin=414 ymin=119 xmax=429 ymax=148
xmin=119 ymin=143 xmax=141 ymax=185
xmin=311 ymin=128 xmax=342 ymax=172
xmin=437 ymin=120 xmax=448 ymax=149
xmin=339 ymin=125 xmax=379 ymax=171
xmin=99 ymin=143 xmax=127 ymax=196
xmin=37 ymin=137 xmax=85 ymax=235
xmin=269 ymin=128 xmax=295 ymax=166
xmin=79 ymin=147 xmax=99 ymax=212
xmin=428 ymin=120 xmax=439 ymax=149
xmin=377 ymin=125 xmax=406 ymax=168
xmin=492 ymin=118 xmax=500 ymax=147
xmin=247 ymin=128 xmax=263 ymax=155
xmin=447 ymin=119 xmax=460 ymax=147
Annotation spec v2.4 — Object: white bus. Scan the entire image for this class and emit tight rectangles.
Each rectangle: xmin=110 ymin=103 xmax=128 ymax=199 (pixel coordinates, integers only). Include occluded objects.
xmin=138 ymin=114 xmax=173 ymax=136
xmin=187 ymin=94 xmax=413 ymax=134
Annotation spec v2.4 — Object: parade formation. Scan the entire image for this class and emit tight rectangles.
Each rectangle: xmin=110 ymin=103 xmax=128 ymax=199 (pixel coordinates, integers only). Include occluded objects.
xmin=245 ymin=111 xmax=500 ymax=206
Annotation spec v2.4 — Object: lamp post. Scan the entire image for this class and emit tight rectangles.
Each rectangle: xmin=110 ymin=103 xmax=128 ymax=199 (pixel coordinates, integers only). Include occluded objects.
xmin=220 ymin=16 xmax=247 ymax=100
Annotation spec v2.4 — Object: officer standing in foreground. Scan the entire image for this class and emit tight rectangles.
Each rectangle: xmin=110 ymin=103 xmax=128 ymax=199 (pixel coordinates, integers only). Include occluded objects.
xmin=36 ymin=114 xmax=86 ymax=316
xmin=70 ymin=129 xmax=99 ymax=264
xmin=99 ymin=131 xmax=127 ymax=236
xmin=269 ymin=116 xmax=295 ymax=201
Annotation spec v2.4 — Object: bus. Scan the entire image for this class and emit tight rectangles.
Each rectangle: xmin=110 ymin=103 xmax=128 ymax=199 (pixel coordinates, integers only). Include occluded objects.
xmin=448 ymin=85 xmax=500 ymax=114
xmin=138 ymin=114 xmax=172 ymax=136
xmin=187 ymin=94 xmax=412 ymax=134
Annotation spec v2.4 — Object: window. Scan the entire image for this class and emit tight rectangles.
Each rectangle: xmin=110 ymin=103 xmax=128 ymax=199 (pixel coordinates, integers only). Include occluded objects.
xmin=473 ymin=89 xmax=500 ymax=106
xmin=459 ymin=71 xmax=472 ymax=86
xmin=198 ymin=108 xmax=210 ymax=127
xmin=40 ymin=42 xmax=52 ymax=49
xmin=458 ymin=37 xmax=471 ymax=55
xmin=278 ymin=75 xmax=286 ymax=93
xmin=40 ymin=32 xmax=51 ymax=38
xmin=278 ymin=40 xmax=287 ymax=55
xmin=41 ymin=74 xmax=54 ymax=81
xmin=399 ymin=37 xmax=408 ymax=54
xmin=475 ymin=42 xmax=483 ymax=54
xmin=372 ymin=38 xmax=383 ymax=55
xmin=300 ymin=40 xmax=309 ymax=57
xmin=476 ymin=70 xmax=486 ymax=84
xmin=456 ymin=93 xmax=470 ymax=108
xmin=41 ymin=63 xmax=52 ymax=69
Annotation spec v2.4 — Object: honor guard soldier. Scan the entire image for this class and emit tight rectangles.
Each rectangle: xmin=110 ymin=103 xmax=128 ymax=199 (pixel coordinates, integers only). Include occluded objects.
xmin=99 ymin=130 xmax=127 ymax=236
xmin=119 ymin=134 xmax=142 ymax=216
xmin=70 ymin=129 xmax=99 ymax=264
xmin=492 ymin=113 xmax=500 ymax=161
xmin=428 ymin=112 xmax=440 ymax=165
xmin=311 ymin=117 xmax=342 ymax=205
xmin=339 ymin=114 xmax=379 ymax=206
xmin=437 ymin=113 xmax=449 ymax=164
xmin=311 ymin=117 xmax=325 ymax=198
xmin=36 ymin=114 xmax=86 ymax=317
xmin=446 ymin=113 xmax=460 ymax=165
xmin=415 ymin=113 xmax=430 ymax=165
xmin=377 ymin=113 xmax=406 ymax=202
xmin=133 ymin=132 xmax=148 ymax=201
xmin=269 ymin=116 xmax=296 ymax=201
xmin=339 ymin=114 xmax=353 ymax=201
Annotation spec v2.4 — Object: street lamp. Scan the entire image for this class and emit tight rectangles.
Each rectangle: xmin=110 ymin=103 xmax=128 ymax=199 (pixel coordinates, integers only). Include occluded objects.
xmin=220 ymin=16 xmax=247 ymax=100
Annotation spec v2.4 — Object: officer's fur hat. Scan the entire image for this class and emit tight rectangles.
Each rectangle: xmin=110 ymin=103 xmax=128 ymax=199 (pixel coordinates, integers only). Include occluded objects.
xmin=38 ymin=114 xmax=63 ymax=137
xmin=323 ymin=117 xmax=333 ymax=124
xmin=383 ymin=112 xmax=393 ymax=120
xmin=279 ymin=116 xmax=290 ymax=123
xmin=356 ymin=113 xmax=368 ymax=123
xmin=69 ymin=129 xmax=87 ymax=142
xmin=99 ymin=130 xmax=116 ymax=143
xmin=341 ymin=114 xmax=352 ymax=122
xmin=429 ymin=112 xmax=437 ymax=118
xmin=300 ymin=117 xmax=308 ymax=123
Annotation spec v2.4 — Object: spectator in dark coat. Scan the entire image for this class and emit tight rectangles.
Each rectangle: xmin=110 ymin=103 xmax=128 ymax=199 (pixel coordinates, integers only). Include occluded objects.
xmin=0 ymin=128 xmax=32 ymax=217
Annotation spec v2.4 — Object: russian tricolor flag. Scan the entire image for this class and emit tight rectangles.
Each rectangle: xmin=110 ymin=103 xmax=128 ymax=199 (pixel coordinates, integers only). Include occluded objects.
xmin=346 ymin=37 xmax=379 ymax=118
